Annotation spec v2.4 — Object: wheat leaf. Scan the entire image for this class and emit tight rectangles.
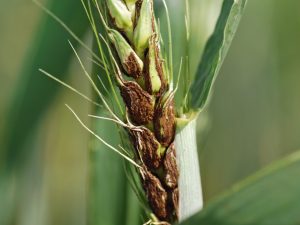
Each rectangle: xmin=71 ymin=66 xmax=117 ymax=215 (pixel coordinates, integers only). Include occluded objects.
xmin=180 ymin=150 xmax=300 ymax=225
xmin=190 ymin=0 xmax=247 ymax=110
xmin=2 ymin=0 xmax=89 ymax=170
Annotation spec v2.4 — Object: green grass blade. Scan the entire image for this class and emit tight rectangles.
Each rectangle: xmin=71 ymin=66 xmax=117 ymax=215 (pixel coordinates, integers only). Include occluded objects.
xmin=180 ymin=150 xmax=300 ymax=225
xmin=88 ymin=114 xmax=129 ymax=225
xmin=124 ymin=181 xmax=143 ymax=225
xmin=2 ymin=0 xmax=89 ymax=171
xmin=189 ymin=0 xmax=247 ymax=110
xmin=87 ymin=96 xmax=141 ymax=225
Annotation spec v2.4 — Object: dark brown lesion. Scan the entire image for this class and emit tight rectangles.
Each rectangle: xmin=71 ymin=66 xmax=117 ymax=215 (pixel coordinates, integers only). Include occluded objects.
xmin=154 ymin=98 xmax=176 ymax=147
xmin=141 ymin=167 xmax=169 ymax=221
xmin=163 ymin=143 xmax=178 ymax=189
xmin=123 ymin=52 xmax=143 ymax=79
xmin=134 ymin=141 xmax=179 ymax=223
xmin=120 ymin=81 xmax=154 ymax=125
xmin=164 ymin=143 xmax=179 ymax=223
xmin=130 ymin=126 xmax=163 ymax=169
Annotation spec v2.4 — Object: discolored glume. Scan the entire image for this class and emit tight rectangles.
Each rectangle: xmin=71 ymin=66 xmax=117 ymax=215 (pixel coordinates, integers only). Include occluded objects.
xmin=141 ymin=168 xmax=169 ymax=221
xmin=123 ymin=52 xmax=143 ymax=78
xmin=120 ymin=81 xmax=154 ymax=125
xmin=130 ymin=126 xmax=163 ymax=169
xmin=154 ymin=97 xmax=176 ymax=147
xmin=108 ymin=30 xmax=143 ymax=79
xmin=163 ymin=143 xmax=179 ymax=189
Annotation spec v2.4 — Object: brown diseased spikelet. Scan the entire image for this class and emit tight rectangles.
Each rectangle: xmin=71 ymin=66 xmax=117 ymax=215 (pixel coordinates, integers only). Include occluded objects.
xmin=130 ymin=127 xmax=162 ymax=169
xmin=154 ymin=98 xmax=176 ymax=147
xmin=163 ymin=143 xmax=179 ymax=189
xmin=141 ymin=168 xmax=168 ymax=221
xmin=120 ymin=81 xmax=154 ymax=125
xmin=123 ymin=53 xmax=143 ymax=79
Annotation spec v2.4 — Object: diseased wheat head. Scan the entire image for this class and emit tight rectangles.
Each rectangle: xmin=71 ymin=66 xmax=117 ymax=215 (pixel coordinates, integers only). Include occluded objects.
xmin=103 ymin=0 xmax=178 ymax=223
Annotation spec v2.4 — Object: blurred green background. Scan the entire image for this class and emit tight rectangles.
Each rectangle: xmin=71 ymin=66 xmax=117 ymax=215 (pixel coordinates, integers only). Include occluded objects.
xmin=0 ymin=0 xmax=300 ymax=224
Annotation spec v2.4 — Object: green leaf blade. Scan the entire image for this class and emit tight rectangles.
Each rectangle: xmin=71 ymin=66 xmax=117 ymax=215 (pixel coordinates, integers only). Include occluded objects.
xmin=180 ymin=150 xmax=300 ymax=225
xmin=190 ymin=0 xmax=247 ymax=110
xmin=2 ymin=0 xmax=89 ymax=171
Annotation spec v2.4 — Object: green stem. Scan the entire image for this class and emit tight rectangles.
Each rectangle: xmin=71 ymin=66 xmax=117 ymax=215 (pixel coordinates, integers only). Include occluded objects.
xmin=175 ymin=118 xmax=203 ymax=222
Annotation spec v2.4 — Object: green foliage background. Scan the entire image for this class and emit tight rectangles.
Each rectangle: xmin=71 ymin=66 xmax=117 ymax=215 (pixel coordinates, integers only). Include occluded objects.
xmin=0 ymin=0 xmax=300 ymax=224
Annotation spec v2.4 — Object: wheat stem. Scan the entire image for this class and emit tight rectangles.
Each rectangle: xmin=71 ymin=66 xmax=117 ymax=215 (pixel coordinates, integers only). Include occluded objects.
xmin=175 ymin=119 xmax=203 ymax=221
